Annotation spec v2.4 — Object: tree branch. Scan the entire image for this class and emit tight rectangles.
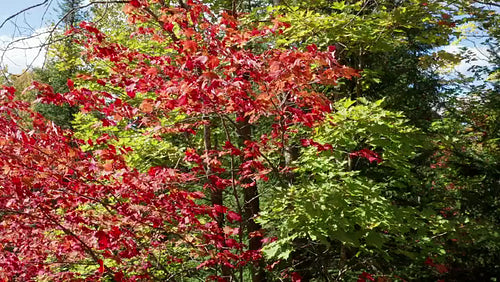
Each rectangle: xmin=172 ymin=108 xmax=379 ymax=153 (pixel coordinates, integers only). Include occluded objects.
xmin=0 ymin=1 xmax=49 ymax=30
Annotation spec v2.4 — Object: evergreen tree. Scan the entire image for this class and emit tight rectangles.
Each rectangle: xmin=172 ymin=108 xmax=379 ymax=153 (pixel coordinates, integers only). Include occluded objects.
xmin=31 ymin=0 xmax=88 ymax=128
xmin=58 ymin=0 xmax=86 ymax=28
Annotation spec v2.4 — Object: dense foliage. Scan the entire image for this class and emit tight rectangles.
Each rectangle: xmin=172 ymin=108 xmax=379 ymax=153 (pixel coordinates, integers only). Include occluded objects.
xmin=0 ymin=0 xmax=498 ymax=281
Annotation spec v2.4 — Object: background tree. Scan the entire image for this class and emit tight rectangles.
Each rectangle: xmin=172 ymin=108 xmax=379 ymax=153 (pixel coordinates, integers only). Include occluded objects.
xmin=30 ymin=0 xmax=89 ymax=128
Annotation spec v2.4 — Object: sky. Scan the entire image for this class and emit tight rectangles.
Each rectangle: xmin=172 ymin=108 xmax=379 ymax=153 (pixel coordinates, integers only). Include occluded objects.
xmin=0 ymin=0 xmax=91 ymax=74
xmin=0 ymin=1 xmax=495 ymax=76
xmin=0 ymin=1 xmax=57 ymax=35
xmin=0 ymin=0 xmax=58 ymax=73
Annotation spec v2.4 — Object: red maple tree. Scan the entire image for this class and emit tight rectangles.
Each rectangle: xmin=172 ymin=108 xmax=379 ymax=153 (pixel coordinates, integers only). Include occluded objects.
xmin=0 ymin=0 xmax=356 ymax=280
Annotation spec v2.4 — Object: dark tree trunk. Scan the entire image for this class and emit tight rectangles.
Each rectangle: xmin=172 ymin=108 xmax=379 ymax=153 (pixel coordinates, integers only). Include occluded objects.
xmin=237 ymin=117 xmax=266 ymax=282
xmin=204 ymin=117 xmax=231 ymax=279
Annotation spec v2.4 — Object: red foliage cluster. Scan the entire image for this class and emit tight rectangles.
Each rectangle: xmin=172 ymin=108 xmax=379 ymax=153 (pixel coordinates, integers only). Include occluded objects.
xmin=424 ymin=257 xmax=449 ymax=274
xmin=357 ymin=271 xmax=376 ymax=282
xmin=349 ymin=148 xmax=382 ymax=164
xmin=1 ymin=85 xmax=258 ymax=280
xmin=0 ymin=0 xmax=356 ymax=280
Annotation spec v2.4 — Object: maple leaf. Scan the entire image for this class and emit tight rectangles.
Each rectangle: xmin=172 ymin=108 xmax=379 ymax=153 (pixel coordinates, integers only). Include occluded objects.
xmin=129 ymin=0 xmax=141 ymax=7
xmin=98 ymin=259 xmax=104 ymax=273
xmin=357 ymin=272 xmax=375 ymax=282
xmin=140 ymin=99 xmax=154 ymax=113
xmin=67 ymin=78 xmax=74 ymax=89
xmin=226 ymin=211 xmax=242 ymax=223
xmin=349 ymin=148 xmax=382 ymax=164
xmin=213 ymin=204 xmax=228 ymax=215
xmin=96 ymin=231 xmax=111 ymax=249
xmin=435 ymin=264 xmax=448 ymax=274
xmin=291 ymin=272 xmax=302 ymax=282
xmin=306 ymin=44 xmax=318 ymax=53
xmin=114 ymin=271 xmax=125 ymax=281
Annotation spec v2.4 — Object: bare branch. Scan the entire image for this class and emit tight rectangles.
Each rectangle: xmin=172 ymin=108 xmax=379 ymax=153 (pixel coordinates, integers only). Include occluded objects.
xmin=0 ymin=0 xmax=129 ymax=81
xmin=0 ymin=0 xmax=49 ymax=31
xmin=473 ymin=0 xmax=500 ymax=7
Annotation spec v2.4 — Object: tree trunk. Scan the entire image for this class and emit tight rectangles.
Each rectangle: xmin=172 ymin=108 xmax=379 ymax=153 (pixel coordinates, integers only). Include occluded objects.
xmin=204 ymin=117 xmax=231 ymax=279
xmin=204 ymin=118 xmax=224 ymax=226
xmin=237 ymin=117 xmax=266 ymax=282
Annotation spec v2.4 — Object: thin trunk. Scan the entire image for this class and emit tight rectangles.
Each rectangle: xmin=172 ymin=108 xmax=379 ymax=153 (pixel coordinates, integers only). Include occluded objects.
xmin=237 ymin=117 xmax=266 ymax=282
xmin=232 ymin=0 xmax=238 ymax=15
xmin=284 ymin=143 xmax=299 ymax=185
xmin=220 ymin=114 xmax=245 ymax=282
xmin=205 ymin=118 xmax=224 ymax=226
xmin=338 ymin=243 xmax=347 ymax=279
xmin=355 ymin=47 xmax=363 ymax=98
xmin=204 ymin=117 xmax=231 ymax=279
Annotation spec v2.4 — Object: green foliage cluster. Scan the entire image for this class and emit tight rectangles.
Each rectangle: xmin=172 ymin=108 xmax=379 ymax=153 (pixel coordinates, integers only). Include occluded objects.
xmin=260 ymin=99 xmax=447 ymax=280
xmin=73 ymin=111 xmax=185 ymax=172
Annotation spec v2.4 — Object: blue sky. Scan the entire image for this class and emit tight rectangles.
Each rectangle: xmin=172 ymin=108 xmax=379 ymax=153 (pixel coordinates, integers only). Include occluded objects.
xmin=0 ymin=1 xmax=58 ymax=37
xmin=0 ymin=0 xmax=91 ymax=74
xmin=0 ymin=0 xmax=59 ymax=73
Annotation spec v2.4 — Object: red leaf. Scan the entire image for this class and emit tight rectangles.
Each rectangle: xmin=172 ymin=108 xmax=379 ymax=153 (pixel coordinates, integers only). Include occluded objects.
xmin=178 ymin=95 xmax=188 ymax=106
xmin=435 ymin=264 xmax=448 ymax=273
xmin=306 ymin=44 xmax=317 ymax=53
xmin=129 ymin=0 xmax=141 ymax=7
xmin=349 ymin=148 xmax=382 ymax=164
xmin=103 ymin=160 xmax=113 ymax=171
xmin=110 ymin=226 xmax=122 ymax=238
xmin=358 ymin=272 xmax=375 ymax=282
xmin=214 ymin=204 xmax=228 ymax=214
xmin=424 ymin=257 xmax=435 ymax=266
xmin=140 ymin=99 xmax=154 ymax=113
xmin=225 ymin=238 xmax=239 ymax=248
xmin=291 ymin=272 xmax=302 ymax=282
xmin=96 ymin=231 xmax=110 ymax=249
xmin=226 ymin=211 xmax=241 ymax=223
xmin=300 ymin=139 xmax=312 ymax=146
xmin=223 ymin=141 xmax=242 ymax=156
xmin=67 ymin=79 xmax=74 ymax=89
xmin=96 ymin=79 xmax=106 ymax=86
xmin=164 ymin=22 xmax=174 ymax=32
xmin=114 ymin=271 xmax=124 ymax=281
xmin=183 ymin=40 xmax=198 ymax=53
xmin=98 ymin=259 xmax=104 ymax=273
xmin=127 ymin=91 xmax=136 ymax=98
xmin=207 ymin=56 xmax=220 ymax=69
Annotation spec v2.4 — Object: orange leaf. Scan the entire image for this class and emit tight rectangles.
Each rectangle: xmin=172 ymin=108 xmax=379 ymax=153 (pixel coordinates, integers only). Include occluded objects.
xmin=140 ymin=99 xmax=154 ymax=113
xmin=103 ymin=160 xmax=113 ymax=172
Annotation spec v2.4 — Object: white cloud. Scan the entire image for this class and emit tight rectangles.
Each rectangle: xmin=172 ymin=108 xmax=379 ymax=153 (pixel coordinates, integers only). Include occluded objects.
xmin=0 ymin=27 xmax=51 ymax=74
